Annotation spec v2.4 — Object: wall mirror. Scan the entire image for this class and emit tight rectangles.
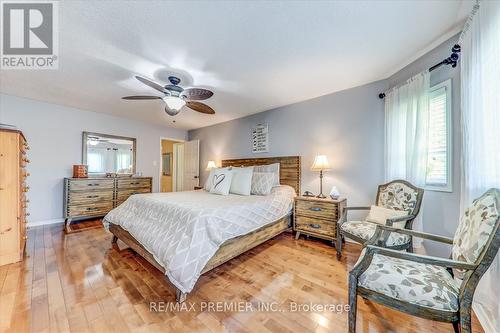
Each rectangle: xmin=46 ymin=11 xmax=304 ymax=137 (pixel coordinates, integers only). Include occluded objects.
xmin=82 ymin=132 xmax=136 ymax=175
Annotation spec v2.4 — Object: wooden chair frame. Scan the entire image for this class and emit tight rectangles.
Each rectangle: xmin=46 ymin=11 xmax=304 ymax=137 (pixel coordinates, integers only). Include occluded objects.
xmin=336 ymin=179 xmax=424 ymax=259
xmin=348 ymin=188 xmax=500 ymax=333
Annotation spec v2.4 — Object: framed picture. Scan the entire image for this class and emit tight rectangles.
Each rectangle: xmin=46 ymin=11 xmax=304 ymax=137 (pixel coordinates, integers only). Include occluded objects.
xmin=162 ymin=152 xmax=171 ymax=176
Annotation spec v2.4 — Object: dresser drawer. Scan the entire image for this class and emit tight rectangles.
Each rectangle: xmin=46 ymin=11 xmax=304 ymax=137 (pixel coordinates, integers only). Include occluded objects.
xmin=117 ymin=187 xmax=151 ymax=200
xmin=295 ymin=200 xmax=337 ymax=219
xmin=68 ymin=179 xmax=114 ymax=191
xmin=68 ymin=190 xmax=114 ymax=205
xmin=295 ymin=215 xmax=336 ymax=237
xmin=117 ymin=178 xmax=151 ymax=189
xmin=68 ymin=202 xmax=113 ymax=218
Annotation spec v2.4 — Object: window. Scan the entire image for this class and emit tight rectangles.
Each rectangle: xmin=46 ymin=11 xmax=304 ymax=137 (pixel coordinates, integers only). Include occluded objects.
xmin=425 ymin=79 xmax=452 ymax=192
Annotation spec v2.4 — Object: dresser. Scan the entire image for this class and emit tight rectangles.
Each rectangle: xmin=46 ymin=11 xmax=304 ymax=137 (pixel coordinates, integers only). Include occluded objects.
xmin=294 ymin=196 xmax=346 ymax=243
xmin=0 ymin=129 xmax=29 ymax=265
xmin=64 ymin=176 xmax=152 ymax=232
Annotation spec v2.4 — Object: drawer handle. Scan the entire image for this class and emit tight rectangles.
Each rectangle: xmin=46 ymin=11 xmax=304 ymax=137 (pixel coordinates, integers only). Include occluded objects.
xmin=87 ymin=183 xmax=100 ymax=187
xmin=86 ymin=207 xmax=99 ymax=211
xmin=309 ymin=207 xmax=322 ymax=212
xmin=87 ymin=195 xmax=99 ymax=198
xmin=308 ymin=223 xmax=321 ymax=229
xmin=131 ymin=182 xmax=140 ymax=185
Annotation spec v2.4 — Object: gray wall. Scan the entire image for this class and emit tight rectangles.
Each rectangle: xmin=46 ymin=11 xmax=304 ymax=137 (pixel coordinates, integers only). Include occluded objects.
xmin=0 ymin=94 xmax=187 ymax=224
xmin=189 ymin=80 xmax=387 ymax=210
xmin=387 ymin=35 xmax=461 ymax=256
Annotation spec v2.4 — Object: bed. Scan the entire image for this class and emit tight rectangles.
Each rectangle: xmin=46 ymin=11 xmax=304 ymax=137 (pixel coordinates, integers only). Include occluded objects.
xmin=104 ymin=156 xmax=301 ymax=302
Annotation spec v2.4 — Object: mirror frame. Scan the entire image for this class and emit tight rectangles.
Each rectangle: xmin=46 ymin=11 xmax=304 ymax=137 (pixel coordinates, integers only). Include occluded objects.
xmin=82 ymin=131 xmax=137 ymax=175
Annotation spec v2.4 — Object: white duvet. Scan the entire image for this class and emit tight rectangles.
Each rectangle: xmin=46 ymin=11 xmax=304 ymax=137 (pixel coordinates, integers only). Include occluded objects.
xmin=103 ymin=185 xmax=295 ymax=293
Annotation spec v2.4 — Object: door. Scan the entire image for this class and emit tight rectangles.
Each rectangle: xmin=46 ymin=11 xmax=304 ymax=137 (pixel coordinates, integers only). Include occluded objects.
xmin=182 ymin=140 xmax=199 ymax=191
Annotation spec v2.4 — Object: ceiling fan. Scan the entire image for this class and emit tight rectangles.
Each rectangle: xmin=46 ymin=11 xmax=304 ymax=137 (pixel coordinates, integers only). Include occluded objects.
xmin=122 ymin=75 xmax=215 ymax=116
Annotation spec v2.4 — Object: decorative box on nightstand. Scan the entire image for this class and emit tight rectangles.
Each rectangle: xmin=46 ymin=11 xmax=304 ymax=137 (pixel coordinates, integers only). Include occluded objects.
xmin=294 ymin=196 xmax=346 ymax=243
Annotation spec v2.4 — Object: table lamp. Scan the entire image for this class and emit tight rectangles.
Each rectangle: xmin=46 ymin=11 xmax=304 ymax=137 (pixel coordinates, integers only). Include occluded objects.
xmin=311 ymin=155 xmax=330 ymax=198
xmin=206 ymin=161 xmax=217 ymax=171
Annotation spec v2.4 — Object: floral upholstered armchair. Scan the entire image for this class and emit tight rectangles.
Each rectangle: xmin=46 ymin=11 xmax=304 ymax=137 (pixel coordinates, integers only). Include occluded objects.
xmin=336 ymin=180 xmax=424 ymax=259
xmin=348 ymin=188 xmax=500 ymax=333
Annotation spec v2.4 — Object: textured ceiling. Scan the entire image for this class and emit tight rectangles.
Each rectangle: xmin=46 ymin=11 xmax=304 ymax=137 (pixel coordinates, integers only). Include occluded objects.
xmin=0 ymin=0 xmax=471 ymax=130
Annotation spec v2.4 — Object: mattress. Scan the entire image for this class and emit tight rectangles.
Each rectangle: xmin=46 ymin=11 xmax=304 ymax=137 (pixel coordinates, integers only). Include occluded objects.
xmin=103 ymin=185 xmax=296 ymax=293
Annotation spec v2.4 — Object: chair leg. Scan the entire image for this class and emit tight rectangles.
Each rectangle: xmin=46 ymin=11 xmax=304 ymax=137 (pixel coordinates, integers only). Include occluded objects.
xmin=407 ymin=239 xmax=414 ymax=253
xmin=460 ymin=307 xmax=472 ymax=333
xmin=348 ymin=274 xmax=358 ymax=333
xmin=452 ymin=321 xmax=460 ymax=333
xmin=336 ymin=231 xmax=343 ymax=260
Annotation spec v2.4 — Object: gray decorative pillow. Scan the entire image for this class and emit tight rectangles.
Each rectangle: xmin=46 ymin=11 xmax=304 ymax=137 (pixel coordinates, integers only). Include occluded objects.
xmin=251 ymin=172 xmax=276 ymax=195
xmin=254 ymin=163 xmax=280 ymax=186
xmin=209 ymin=168 xmax=233 ymax=195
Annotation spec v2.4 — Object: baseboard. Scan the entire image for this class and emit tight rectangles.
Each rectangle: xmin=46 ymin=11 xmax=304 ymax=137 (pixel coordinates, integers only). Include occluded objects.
xmin=473 ymin=302 xmax=497 ymax=333
xmin=27 ymin=218 xmax=64 ymax=228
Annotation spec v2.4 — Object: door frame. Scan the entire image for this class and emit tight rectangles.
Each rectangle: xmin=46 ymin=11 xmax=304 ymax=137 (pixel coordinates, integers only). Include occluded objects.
xmin=159 ymin=137 xmax=185 ymax=192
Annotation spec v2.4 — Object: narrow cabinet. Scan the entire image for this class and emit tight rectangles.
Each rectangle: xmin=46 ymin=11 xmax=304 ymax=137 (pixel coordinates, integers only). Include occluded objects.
xmin=0 ymin=129 xmax=29 ymax=266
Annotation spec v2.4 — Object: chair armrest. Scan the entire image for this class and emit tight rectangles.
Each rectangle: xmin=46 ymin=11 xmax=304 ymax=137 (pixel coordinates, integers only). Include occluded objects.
xmin=345 ymin=206 xmax=371 ymax=211
xmin=385 ymin=214 xmax=415 ymax=226
xmin=339 ymin=206 xmax=371 ymax=226
xmin=350 ymin=245 xmax=476 ymax=279
xmin=365 ymin=245 xmax=476 ymax=270
xmin=372 ymin=224 xmax=454 ymax=244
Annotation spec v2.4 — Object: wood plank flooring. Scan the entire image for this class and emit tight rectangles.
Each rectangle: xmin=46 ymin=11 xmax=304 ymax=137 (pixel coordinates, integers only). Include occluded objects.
xmin=0 ymin=223 xmax=484 ymax=333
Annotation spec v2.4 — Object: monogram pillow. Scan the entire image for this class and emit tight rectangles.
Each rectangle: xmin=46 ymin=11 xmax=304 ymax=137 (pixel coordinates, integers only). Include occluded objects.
xmin=253 ymin=163 xmax=280 ymax=186
xmin=209 ymin=168 xmax=233 ymax=195
xmin=251 ymin=172 xmax=276 ymax=195
xmin=204 ymin=167 xmax=231 ymax=191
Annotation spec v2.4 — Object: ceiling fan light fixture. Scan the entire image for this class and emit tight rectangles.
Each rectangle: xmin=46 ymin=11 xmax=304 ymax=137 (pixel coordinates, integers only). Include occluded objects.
xmin=162 ymin=96 xmax=186 ymax=112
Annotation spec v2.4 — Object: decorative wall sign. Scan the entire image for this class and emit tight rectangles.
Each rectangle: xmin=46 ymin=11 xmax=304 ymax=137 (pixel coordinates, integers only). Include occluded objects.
xmin=252 ymin=123 xmax=269 ymax=153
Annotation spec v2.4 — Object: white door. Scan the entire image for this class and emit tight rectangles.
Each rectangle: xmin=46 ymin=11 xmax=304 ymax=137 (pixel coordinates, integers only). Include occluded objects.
xmin=182 ymin=140 xmax=199 ymax=191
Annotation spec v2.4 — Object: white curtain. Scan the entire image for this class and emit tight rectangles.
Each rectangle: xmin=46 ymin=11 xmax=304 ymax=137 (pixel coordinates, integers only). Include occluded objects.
xmin=384 ymin=71 xmax=430 ymax=241
xmin=460 ymin=1 xmax=500 ymax=330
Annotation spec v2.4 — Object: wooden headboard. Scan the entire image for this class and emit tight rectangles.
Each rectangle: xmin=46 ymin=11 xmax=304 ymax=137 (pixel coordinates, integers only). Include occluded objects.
xmin=221 ymin=156 xmax=301 ymax=194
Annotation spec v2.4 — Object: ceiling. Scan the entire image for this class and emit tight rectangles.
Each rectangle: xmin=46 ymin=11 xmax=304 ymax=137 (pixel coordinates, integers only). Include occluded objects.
xmin=0 ymin=0 xmax=472 ymax=130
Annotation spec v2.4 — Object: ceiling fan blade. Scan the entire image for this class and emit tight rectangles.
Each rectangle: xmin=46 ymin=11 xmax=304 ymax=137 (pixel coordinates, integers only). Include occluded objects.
xmin=122 ymin=96 xmax=162 ymax=100
xmin=181 ymin=88 xmax=213 ymax=100
xmin=186 ymin=101 xmax=215 ymax=114
xmin=135 ymin=76 xmax=166 ymax=93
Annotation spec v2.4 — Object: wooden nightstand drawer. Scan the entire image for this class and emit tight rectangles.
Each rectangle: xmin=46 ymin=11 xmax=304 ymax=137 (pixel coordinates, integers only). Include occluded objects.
xmin=296 ymin=199 xmax=337 ymax=219
xmin=295 ymin=215 xmax=336 ymax=237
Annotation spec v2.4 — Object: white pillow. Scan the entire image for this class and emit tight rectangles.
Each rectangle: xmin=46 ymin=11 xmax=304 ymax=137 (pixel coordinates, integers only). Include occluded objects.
xmin=366 ymin=205 xmax=409 ymax=228
xmin=254 ymin=163 xmax=280 ymax=186
xmin=251 ymin=172 xmax=276 ymax=195
xmin=230 ymin=166 xmax=254 ymax=195
xmin=209 ymin=168 xmax=233 ymax=195
xmin=204 ymin=167 xmax=231 ymax=191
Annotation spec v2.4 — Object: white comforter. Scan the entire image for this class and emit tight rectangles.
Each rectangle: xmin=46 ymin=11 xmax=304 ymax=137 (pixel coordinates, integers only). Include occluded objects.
xmin=103 ymin=185 xmax=295 ymax=293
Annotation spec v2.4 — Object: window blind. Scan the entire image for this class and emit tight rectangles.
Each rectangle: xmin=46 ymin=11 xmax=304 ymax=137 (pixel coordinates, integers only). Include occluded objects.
xmin=426 ymin=86 xmax=448 ymax=185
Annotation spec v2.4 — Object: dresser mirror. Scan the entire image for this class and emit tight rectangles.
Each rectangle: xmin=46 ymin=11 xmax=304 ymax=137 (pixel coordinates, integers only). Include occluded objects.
xmin=82 ymin=132 xmax=136 ymax=175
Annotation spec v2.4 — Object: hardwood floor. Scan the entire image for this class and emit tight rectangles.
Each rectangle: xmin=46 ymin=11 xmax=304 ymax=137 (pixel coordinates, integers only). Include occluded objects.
xmin=0 ymin=223 xmax=484 ymax=333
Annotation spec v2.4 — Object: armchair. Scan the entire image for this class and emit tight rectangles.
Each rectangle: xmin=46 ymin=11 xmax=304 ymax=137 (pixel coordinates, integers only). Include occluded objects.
xmin=336 ymin=180 xmax=424 ymax=259
xmin=348 ymin=188 xmax=500 ymax=333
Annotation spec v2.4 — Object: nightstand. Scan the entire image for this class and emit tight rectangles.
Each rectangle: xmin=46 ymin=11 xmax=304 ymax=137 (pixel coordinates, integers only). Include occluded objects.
xmin=294 ymin=196 xmax=346 ymax=243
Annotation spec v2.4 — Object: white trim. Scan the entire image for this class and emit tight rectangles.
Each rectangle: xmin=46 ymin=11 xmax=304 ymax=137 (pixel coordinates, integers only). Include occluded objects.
xmin=158 ymin=137 xmax=184 ymax=192
xmin=27 ymin=218 xmax=64 ymax=228
xmin=473 ymin=302 xmax=496 ymax=333
xmin=425 ymin=79 xmax=453 ymax=193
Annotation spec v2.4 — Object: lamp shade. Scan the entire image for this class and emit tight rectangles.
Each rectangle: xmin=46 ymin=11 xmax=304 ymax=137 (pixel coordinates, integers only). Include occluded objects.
xmin=206 ymin=160 xmax=217 ymax=171
xmin=311 ymin=155 xmax=330 ymax=171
